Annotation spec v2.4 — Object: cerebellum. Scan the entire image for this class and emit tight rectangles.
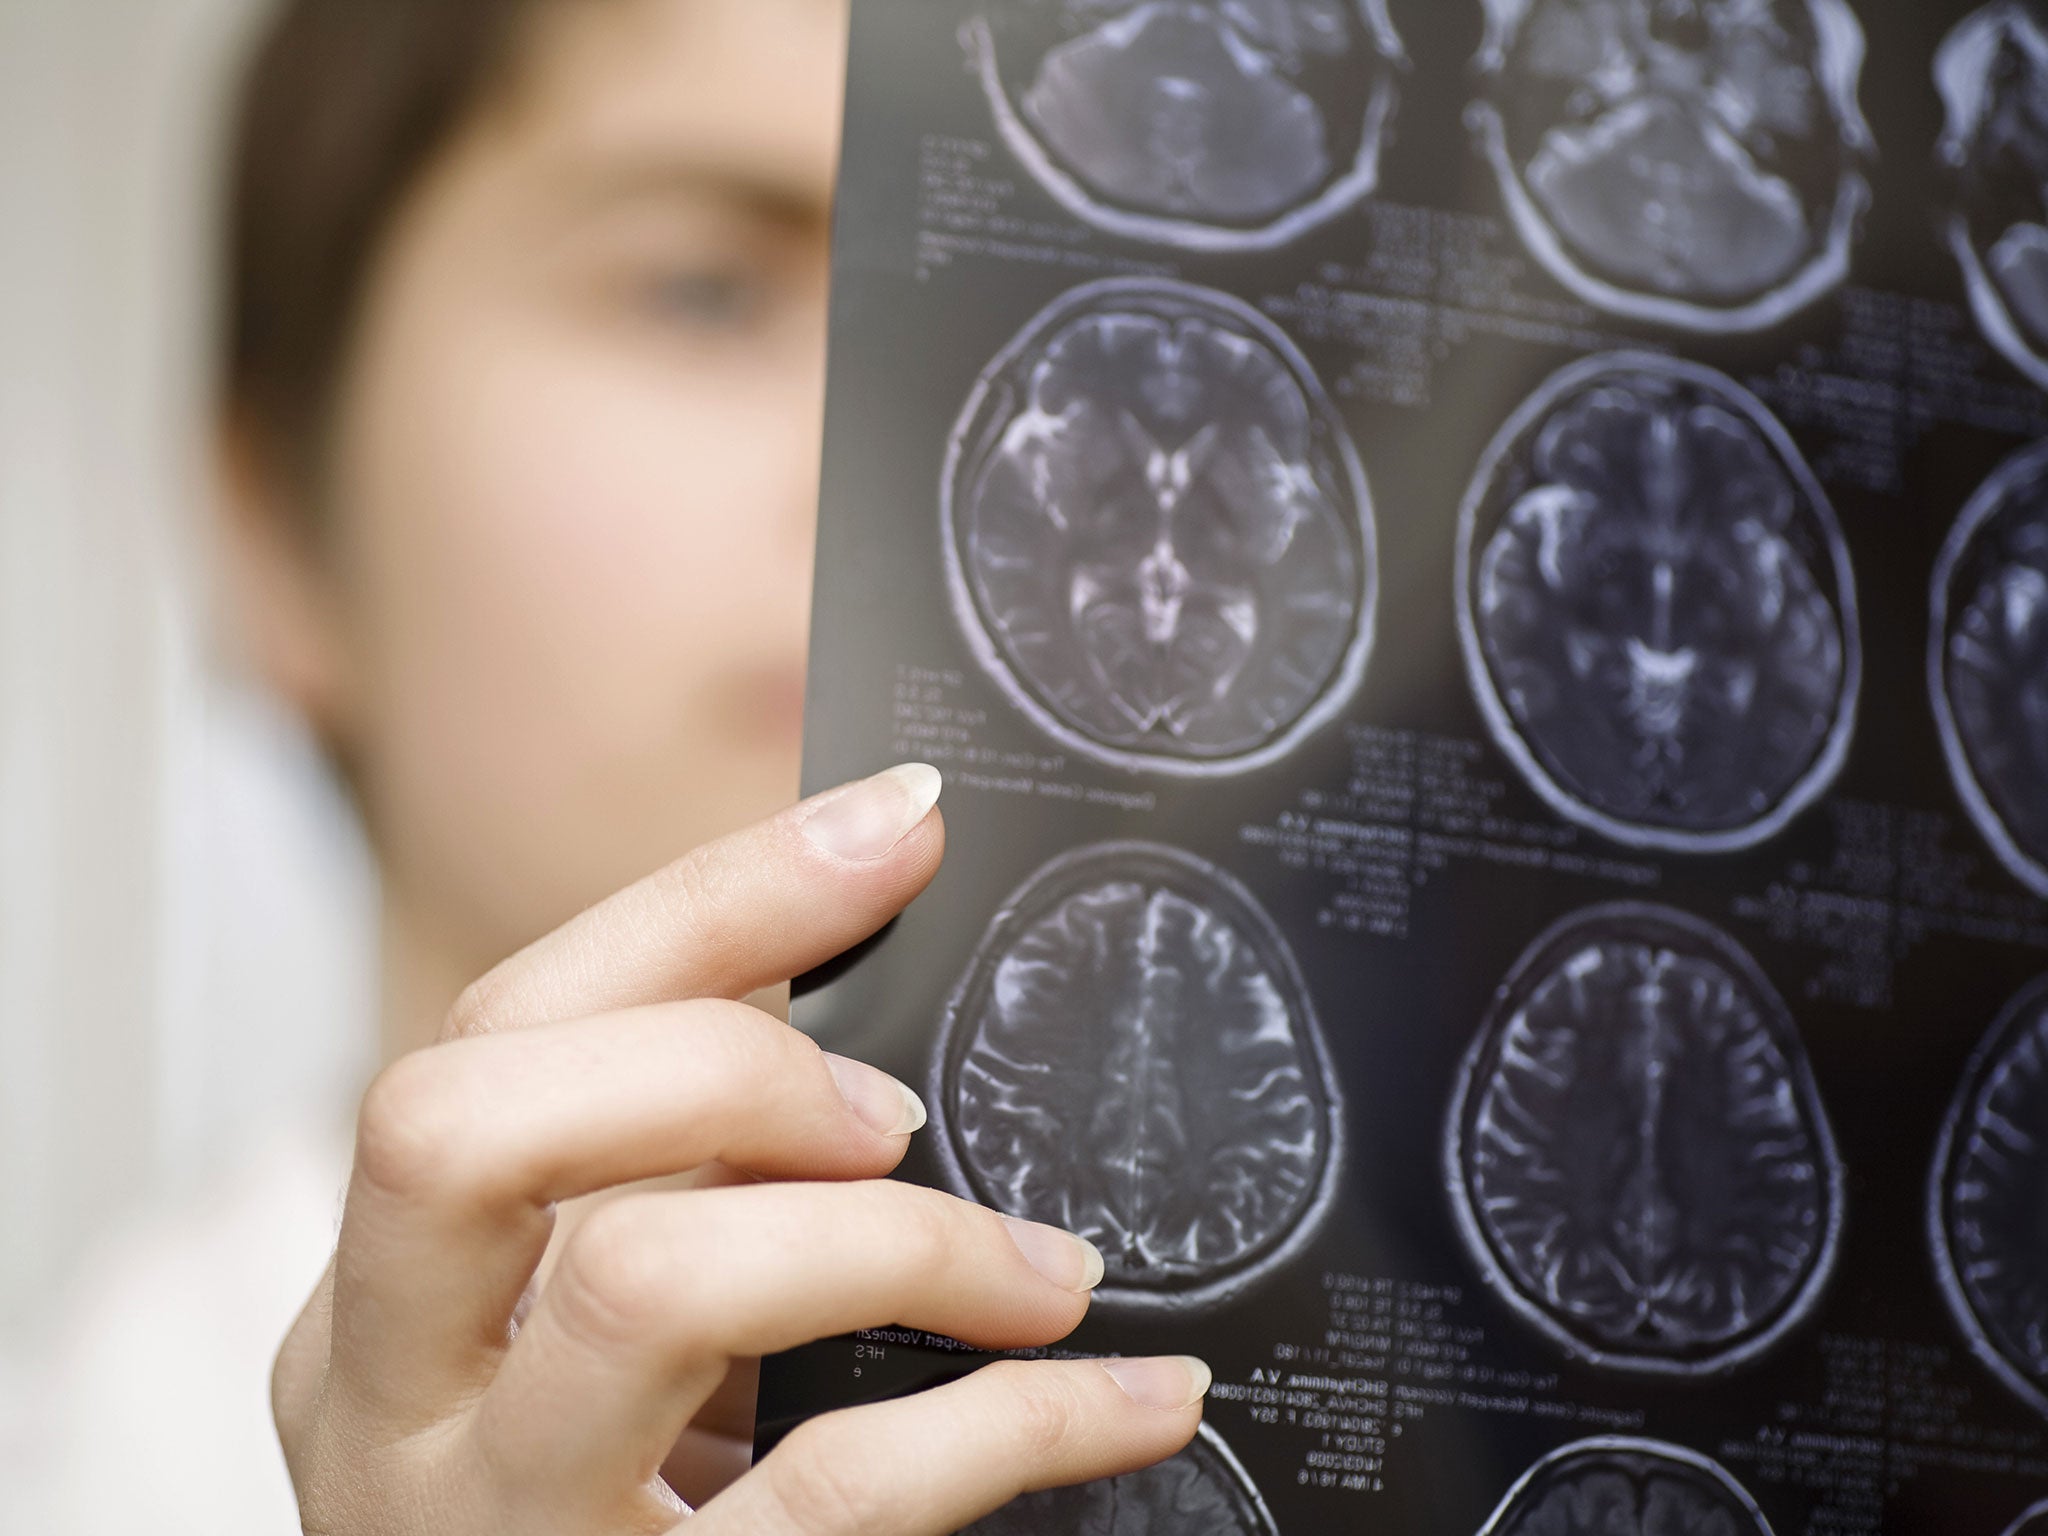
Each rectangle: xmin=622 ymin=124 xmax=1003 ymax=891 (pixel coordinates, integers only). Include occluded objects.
xmin=1938 ymin=2 xmax=2048 ymax=386
xmin=1470 ymin=0 xmax=1872 ymax=330
xmin=964 ymin=1 xmax=1405 ymax=251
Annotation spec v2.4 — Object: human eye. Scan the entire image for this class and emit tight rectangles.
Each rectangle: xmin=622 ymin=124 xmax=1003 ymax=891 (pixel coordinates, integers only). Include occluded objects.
xmin=633 ymin=264 xmax=767 ymax=333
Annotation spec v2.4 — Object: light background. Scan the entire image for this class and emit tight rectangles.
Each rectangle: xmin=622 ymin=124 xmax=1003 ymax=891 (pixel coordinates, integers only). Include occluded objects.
xmin=0 ymin=0 xmax=377 ymax=1364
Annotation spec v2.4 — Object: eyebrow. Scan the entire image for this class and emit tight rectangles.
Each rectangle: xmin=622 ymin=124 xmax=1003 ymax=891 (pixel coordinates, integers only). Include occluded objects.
xmin=551 ymin=148 xmax=836 ymax=228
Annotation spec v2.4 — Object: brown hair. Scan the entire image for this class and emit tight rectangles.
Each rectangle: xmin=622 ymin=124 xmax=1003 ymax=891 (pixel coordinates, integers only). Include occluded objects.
xmin=223 ymin=0 xmax=540 ymax=501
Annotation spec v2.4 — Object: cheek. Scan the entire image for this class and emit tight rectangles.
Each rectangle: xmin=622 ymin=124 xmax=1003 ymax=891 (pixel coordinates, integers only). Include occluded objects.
xmin=449 ymin=346 xmax=815 ymax=691
xmin=339 ymin=321 xmax=820 ymax=951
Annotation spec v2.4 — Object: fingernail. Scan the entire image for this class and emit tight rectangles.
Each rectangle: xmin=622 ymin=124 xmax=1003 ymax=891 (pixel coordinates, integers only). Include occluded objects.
xmin=800 ymin=764 xmax=943 ymax=862
xmin=1001 ymin=1216 xmax=1105 ymax=1293
xmin=1099 ymin=1356 xmax=1212 ymax=1412
xmin=823 ymin=1053 xmax=927 ymax=1137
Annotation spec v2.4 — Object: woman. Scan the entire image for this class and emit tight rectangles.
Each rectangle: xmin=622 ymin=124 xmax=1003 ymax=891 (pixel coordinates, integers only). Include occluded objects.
xmin=64 ymin=0 xmax=1211 ymax=1529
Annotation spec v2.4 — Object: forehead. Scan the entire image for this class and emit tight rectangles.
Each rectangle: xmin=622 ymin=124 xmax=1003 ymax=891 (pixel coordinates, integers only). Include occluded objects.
xmin=494 ymin=0 xmax=848 ymax=197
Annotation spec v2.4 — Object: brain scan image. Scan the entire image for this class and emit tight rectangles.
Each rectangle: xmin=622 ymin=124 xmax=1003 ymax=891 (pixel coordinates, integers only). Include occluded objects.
xmin=2003 ymin=1503 xmax=2048 ymax=1536
xmin=1478 ymin=1439 xmax=1777 ymax=1536
xmin=1933 ymin=453 xmax=2048 ymax=907
xmin=1939 ymin=4 xmax=2048 ymax=389
xmin=945 ymin=278 xmax=1376 ymax=776
xmin=963 ymin=1424 xmax=1277 ymax=1536
xmin=1457 ymin=354 xmax=1860 ymax=854
xmin=934 ymin=842 xmax=1341 ymax=1313
xmin=1447 ymin=905 xmax=1843 ymax=1376
xmin=1469 ymin=0 xmax=1874 ymax=331
xmin=962 ymin=2 xmax=1406 ymax=251
xmin=1932 ymin=975 xmax=2048 ymax=1421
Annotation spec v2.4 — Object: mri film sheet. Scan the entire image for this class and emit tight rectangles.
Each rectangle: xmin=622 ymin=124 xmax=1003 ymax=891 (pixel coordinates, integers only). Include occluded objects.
xmin=763 ymin=2 xmax=2048 ymax=1532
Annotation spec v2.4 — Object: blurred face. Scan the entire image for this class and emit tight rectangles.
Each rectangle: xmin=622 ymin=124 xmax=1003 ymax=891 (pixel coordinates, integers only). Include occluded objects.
xmin=318 ymin=0 xmax=843 ymax=983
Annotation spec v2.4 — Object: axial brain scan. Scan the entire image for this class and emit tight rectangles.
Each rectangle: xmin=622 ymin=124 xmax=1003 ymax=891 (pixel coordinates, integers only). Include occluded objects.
xmin=963 ymin=1425 xmax=1276 ymax=1536
xmin=947 ymin=279 xmax=1375 ymax=774
xmin=937 ymin=843 xmax=1339 ymax=1311
xmin=1478 ymin=1440 xmax=1775 ymax=1536
xmin=1470 ymin=0 xmax=1873 ymax=329
xmin=963 ymin=1 xmax=1406 ymax=249
xmin=1934 ymin=442 xmax=2048 ymax=899
xmin=1934 ymin=976 xmax=2048 ymax=1420
xmin=1939 ymin=3 xmax=2048 ymax=387
xmin=1449 ymin=905 xmax=1841 ymax=1374
xmin=1459 ymin=354 xmax=1858 ymax=852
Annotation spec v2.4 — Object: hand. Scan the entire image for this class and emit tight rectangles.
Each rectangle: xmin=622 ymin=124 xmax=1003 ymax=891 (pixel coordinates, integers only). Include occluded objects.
xmin=274 ymin=765 xmax=1210 ymax=1535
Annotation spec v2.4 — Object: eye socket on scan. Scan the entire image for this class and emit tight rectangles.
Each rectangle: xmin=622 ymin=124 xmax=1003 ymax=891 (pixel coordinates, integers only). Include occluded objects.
xmin=1468 ymin=0 xmax=1874 ymax=331
xmin=963 ymin=1 xmax=1407 ymax=251
xmin=1940 ymin=2 xmax=2048 ymax=386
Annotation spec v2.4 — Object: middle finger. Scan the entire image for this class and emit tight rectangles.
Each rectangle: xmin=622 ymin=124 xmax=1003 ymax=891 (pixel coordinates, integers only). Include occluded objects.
xmin=330 ymin=1001 xmax=922 ymax=1421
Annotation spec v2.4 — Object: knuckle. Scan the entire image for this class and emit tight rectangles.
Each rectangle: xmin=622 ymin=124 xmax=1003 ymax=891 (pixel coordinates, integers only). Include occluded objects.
xmin=353 ymin=1051 xmax=480 ymax=1205
xmin=443 ymin=971 xmax=506 ymax=1039
xmin=551 ymin=1197 xmax=681 ymax=1351
xmin=692 ymin=995 xmax=788 ymax=1063
xmin=667 ymin=999 xmax=810 ymax=1119
xmin=770 ymin=1418 xmax=892 ymax=1536
xmin=868 ymin=1184 xmax=957 ymax=1272
xmin=995 ymin=1363 xmax=1087 ymax=1462
xmin=646 ymin=849 xmax=735 ymax=969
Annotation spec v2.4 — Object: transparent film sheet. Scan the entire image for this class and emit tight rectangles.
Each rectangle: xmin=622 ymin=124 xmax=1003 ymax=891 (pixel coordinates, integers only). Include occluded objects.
xmin=762 ymin=3 xmax=2048 ymax=1531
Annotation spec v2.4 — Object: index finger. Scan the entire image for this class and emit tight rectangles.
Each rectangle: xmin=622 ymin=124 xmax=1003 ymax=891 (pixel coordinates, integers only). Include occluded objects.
xmin=447 ymin=763 xmax=946 ymax=1037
